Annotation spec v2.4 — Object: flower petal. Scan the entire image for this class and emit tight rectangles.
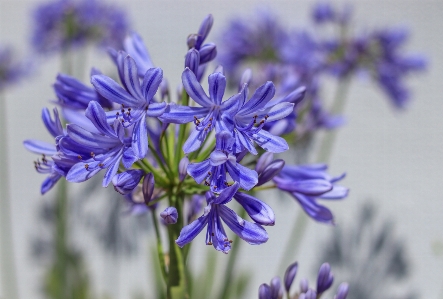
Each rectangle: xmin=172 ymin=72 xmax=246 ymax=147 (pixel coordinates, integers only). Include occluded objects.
xmin=146 ymin=101 xmax=167 ymax=117
xmin=122 ymin=147 xmax=139 ymax=169
xmin=66 ymin=161 xmax=103 ymax=183
xmin=91 ymin=75 xmax=141 ymax=107
xmin=42 ymin=108 xmax=64 ymax=138
xmin=23 ymin=140 xmax=56 ymax=155
xmin=183 ymin=127 xmax=208 ymax=154
xmin=293 ymin=193 xmax=334 ymax=224
xmin=218 ymin=205 xmax=268 ymax=245
xmin=141 ymin=67 xmax=163 ymax=102
xmin=187 ymin=159 xmax=212 ymax=184
xmin=209 ymin=150 xmax=228 ymax=166
xmin=213 ymin=182 xmax=240 ymax=205
xmin=85 ymin=101 xmax=117 ymax=137
xmin=208 ymin=72 xmax=226 ymax=105
xmin=67 ymin=124 xmax=118 ymax=149
xmin=112 ymin=169 xmax=144 ymax=195
xmin=234 ymin=192 xmax=275 ymax=226
xmin=239 ymin=81 xmax=275 ymax=115
xmin=122 ymin=55 xmax=144 ymax=100
xmin=132 ymin=119 xmax=148 ymax=159
xmin=41 ymin=173 xmax=62 ymax=195
xmin=159 ymin=104 xmax=210 ymax=124
xmin=182 ymin=68 xmax=211 ymax=107
xmin=176 ymin=213 xmax=209 ymax=247
xmin=252 ymin=130 xmax=289 ymax=153
xmin=319 ymin=185 xmax=349 ymax=199
xmin=226 ymin=161 xmax=258 ymax=191
xmin=124 ymin=32 xmax=154 ymax=76
xmin=274 ymin=177 xmax=332 ymax=195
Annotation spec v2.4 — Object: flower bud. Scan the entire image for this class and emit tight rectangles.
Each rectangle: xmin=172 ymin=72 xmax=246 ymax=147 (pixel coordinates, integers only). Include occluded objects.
xmin=270 ymin=277 xmax=283 ymax=299
xmin=179 ymin=156 xmax=189 ymax=181
xmin=112 ymin=169 xmax=144 ymax=195
xmin=300 ymin=278 xmax=309 ymax=293
xmin=185 ymin=49 xmax=200 ymax=75
xmin=317 ymin=263 xmax=334 ymax=294
xmin=335 ymin=283 xmax=349 ymax=299
xmin=160 ymin=207 xmax=178 ymax=224
xmin=256 ymin=152 xmax=274 ymax=174
xmin=196 ymin=14 xmax=213 ymax=49
xmin=199 ymin=43 xmax=217 ymax=64
xmin=284 ymin=261 xmax=298 ymax=293
xmin=187 ymin=33 xmax=198 ymax=49
xmin=257 ymin=159 xmax=285 ymax=186
xmin=305 ymin=289 xmax=317 ymax=299
xmin=258 ymin=283 xmax=271 ymax=299
xmin=142 ymin=173 xmax=155 ymax=204
xmin=239 ymin=68 xmax=252 ymax=92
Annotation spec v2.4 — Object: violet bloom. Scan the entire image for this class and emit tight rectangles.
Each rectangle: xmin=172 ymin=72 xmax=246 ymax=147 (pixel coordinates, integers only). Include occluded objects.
xmin=23 ymin=108 xmax=65 ymax=194
xmin=160 ymin=207 xmax=178 ymax=225
xmin=176 ymin=183 xmax=270 ymax=253
xmin=91 ymin=54 xmax=166 ymax=159
xmin=159 ymin=68 xmax=240 ymax=153
xmin=274 ymin=164 xmax=348 ymax=224
xmin=31 ymin=0 xmax=129 ymax=54
xmin=187 ymin=131 xmax=258 ymax=191
xmin=64 ymin=101 xmax=139 ymax=186
xmin=0 ymin=46 xmax=28 ymax=91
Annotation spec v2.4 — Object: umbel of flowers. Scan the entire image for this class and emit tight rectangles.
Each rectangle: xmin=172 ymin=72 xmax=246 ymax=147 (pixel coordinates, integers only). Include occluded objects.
xmin=24 ymin=14 xmax=348 ymax=297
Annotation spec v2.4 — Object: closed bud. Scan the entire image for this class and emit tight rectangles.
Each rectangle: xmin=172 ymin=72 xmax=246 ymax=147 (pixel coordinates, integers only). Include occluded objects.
xmin=142 ymin=173 xmax=155 ymax=204
xmin=305 ymin=289 xmax=317 ymax=299
xmin=196 ymin=14 xmax=214 ymax=49
xmin=256 ymin=152 xmax=274 ymax=174
xmin=257 ymin=159 xmax=285 ymax=186
xmin=335 ymin=283 xmax=349 ymax=299
xmin=185 ymin=49 xmax=200 ymax=75
xmin=317 ymin=263 xmax=334 ymax=294
xmin=284 ymin=261 xmax=298 ymax=293
xmin=187 ymin=33 xmax=198 ymax=49
xmin=179 ymin=156 xmax=189 ymax=181
xmin=300 ymin=278 xmax=309 ymax=293
xmin=160 ymin=207 xmax=178 ymax=224
xmin=270 ymin=277 xmax=283 ymax=299
xmin=258 ymin=283 xmax=271 ymax=299
xmin=199 ymin=43 xmax=217 ymax=64
xmin=112 ymin=169 xmax=144 ymax=195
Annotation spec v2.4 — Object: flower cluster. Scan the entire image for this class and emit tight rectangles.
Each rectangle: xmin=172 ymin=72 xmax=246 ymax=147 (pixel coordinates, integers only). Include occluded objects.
xmin=0 ymin=45 xmax=28 ymax=91
xmin=259 ymin=262 xmax=349 ymax=299
xmin=31 ymin=0 xmax=129 ymax=54
xmin=24 ymin=13 xmax=348 ymax=257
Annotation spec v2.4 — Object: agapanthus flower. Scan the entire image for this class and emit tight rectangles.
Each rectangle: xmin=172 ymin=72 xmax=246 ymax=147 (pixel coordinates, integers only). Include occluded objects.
xmin=0 ymin=45 xmax=28 ymax=91
xmin=62 ymin=101 xmax=140 ymax=186
xmin=159 ymin=68 xmax=240 ymax=153
xmin=274 ymin=164 xmax=348 ymax=224
xmin=23 ymin=108 xmax=65 ymax=194
xmin=91 ymin=54 xmax=166 ymax=159
xmin=176 ymin=183 xmax=271 ymax=253
xmin=160 ymin=207 xmax=178 ymax=225
xmin=187 ymin=131 xmax=258 ymax=191
xmin=31 ymin=0 xmax=129 ymax=54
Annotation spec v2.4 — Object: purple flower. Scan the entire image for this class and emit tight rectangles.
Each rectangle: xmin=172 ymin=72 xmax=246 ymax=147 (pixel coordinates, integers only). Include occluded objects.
xmin=187 ymin=131 xmax=258 ymax=191
xmin=317 ymin=263 xmax=334 ymax=294
xmin=274 ymin=164 xmax=348 ymax=224
xmin=159 ymin=68 xmax=241 ymax=153
xmin=160 ymin=207 xmax=178 ymax=225
xmin=31 ymin=0 xmax=129 ymax=54
xmin=0 ymin=45 xmax=28 ymax=91
xmin=334 ymin=283 xmax=349 ymax=299
xmin=63 ymin=101 xmax=140 ymax=187
xmin=112 ymin=169 xmax=144 ymax=195
xmin=53 ymin=68 xmax=113 ymax=110
xmin=91 ymin=54 xmax=166 ymax=159
xmin=176 ymin=183 xmax=270 ymax=253
xmin=23 ymin=108 xmax=65 ymax=194
xmin=284 ymin=261 xmax=298 ymax=293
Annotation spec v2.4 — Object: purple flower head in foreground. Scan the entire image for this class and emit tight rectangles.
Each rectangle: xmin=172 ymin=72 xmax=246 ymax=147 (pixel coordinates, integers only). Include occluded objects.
xmin=176 ymin=183 xmax=270 ymax=253
xmin=232 ymin=82 xmax=294 ymax=154
xmin=63 ymin=101 xmax=140 ymax=187
xmin=159 ymin=68 xmax=241 ymax=153
xmin=0 ymin=45 xmax=28 ymax=91
xmin=23 ymin=108 xmax=65 ymax=194
xmin=160 ymin=207 xmax=178 ymax=225
xmin=31 ymin=0 xmax=129 ymax=54
xmin=187 ymin=131 xmax=258 ymax=191
xmin=53 ymin=68 xmax=113 ymax=110
xmin=274 ymin=164 xmax=348 ymax=224
xmin=91 ymin=53 xmax=166 ymax=159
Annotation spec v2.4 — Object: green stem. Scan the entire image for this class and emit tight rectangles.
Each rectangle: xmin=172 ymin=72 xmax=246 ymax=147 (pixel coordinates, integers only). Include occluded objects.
xmin=0 ymin=93 xmax=19 ymax=299
xmin=152 ymin=209 xmax=168 ymax=283
xmin=217 ymin=209 xmax=247 ymax=299
xmin=276 ymin=76 xmax=352 ymax=274
xmin=54 ymin=180 xmax=69 ymax=299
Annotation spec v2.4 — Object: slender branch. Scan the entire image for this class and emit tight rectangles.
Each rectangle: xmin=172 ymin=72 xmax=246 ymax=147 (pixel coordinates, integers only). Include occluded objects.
xmin=152 ymin=209 xmax=168 ymax=282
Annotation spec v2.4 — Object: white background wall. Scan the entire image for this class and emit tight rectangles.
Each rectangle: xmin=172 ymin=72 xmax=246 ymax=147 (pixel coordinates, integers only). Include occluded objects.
xmin=1 ymin=0 xmax=443 ymax=298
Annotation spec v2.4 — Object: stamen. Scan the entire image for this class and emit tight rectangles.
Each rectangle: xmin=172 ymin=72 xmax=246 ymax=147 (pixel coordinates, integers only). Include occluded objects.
xmin=84 ymin=164 xmax=89 ymax=170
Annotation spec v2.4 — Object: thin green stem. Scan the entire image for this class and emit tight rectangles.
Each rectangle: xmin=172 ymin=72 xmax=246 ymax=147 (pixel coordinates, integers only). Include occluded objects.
xmin=0 ymin=93 xmax=19 ymax=299
xmin=54 ymin=180 xmax=69 ymax=299
xmin=152 ymin=209 xmax=168 ymax=282
xmin=217 ymin=208 xmax=247 ymax=299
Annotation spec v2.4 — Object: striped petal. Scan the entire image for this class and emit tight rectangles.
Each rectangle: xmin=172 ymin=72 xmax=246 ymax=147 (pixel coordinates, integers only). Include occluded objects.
xmin=182 ymin=68 xmax=212 ymax=107
xmin=92 ymin=75 xmax=141 ymax=107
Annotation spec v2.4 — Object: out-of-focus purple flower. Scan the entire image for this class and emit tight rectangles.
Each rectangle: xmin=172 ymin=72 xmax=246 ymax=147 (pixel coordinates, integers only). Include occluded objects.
xmin=31 ymin=0 xmax=129 ymax=54
xmin=334 ymin=283 xmax=349 ymax=299
xmin=274 ymin=164 xmax=348 ymax=224
xmin=0 ymin=46 xmax=28 ymax=91
xmin=176 ymin=183 xmax=269 ymax=253
xmin=300 ymin=278 xmax=309 ymax=293
xmin=259 ymin=284 xmax=272 ymax=299
xmin=112 ymin=169 xmax=144 ymax=195
xmin=317 ymin=263 xmax=334 ymax=294
xmin=160 ymin=207 xmax=178 ymax=225
xmin=312 ymin=3 xmax=335 ymax=24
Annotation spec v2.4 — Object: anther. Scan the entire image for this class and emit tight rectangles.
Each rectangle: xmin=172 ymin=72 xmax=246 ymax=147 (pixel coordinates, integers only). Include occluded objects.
xmin=207 ymin=242 xmax=213 ymax=245
xmin=84 ymin=164 xmax=89 ymax=170
xmin=98 ymin=163 xmax=104 ymax=167
xmin=77 ymin=155 xmax=82 ymax=160
xmin=90 ymin=152 xmax=95 ymax=157
xmin=211 ymin=233 xmax=214 ymax=236
xmin=229 ymin=240 xmax=233 ymax=243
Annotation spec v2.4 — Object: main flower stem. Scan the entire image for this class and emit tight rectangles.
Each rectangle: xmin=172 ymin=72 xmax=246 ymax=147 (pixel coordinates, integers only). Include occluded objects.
xmin=0 ymin=93 xmax=19 ymax=299
xmin=277 ymin=75 xmax=352 ymax=274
